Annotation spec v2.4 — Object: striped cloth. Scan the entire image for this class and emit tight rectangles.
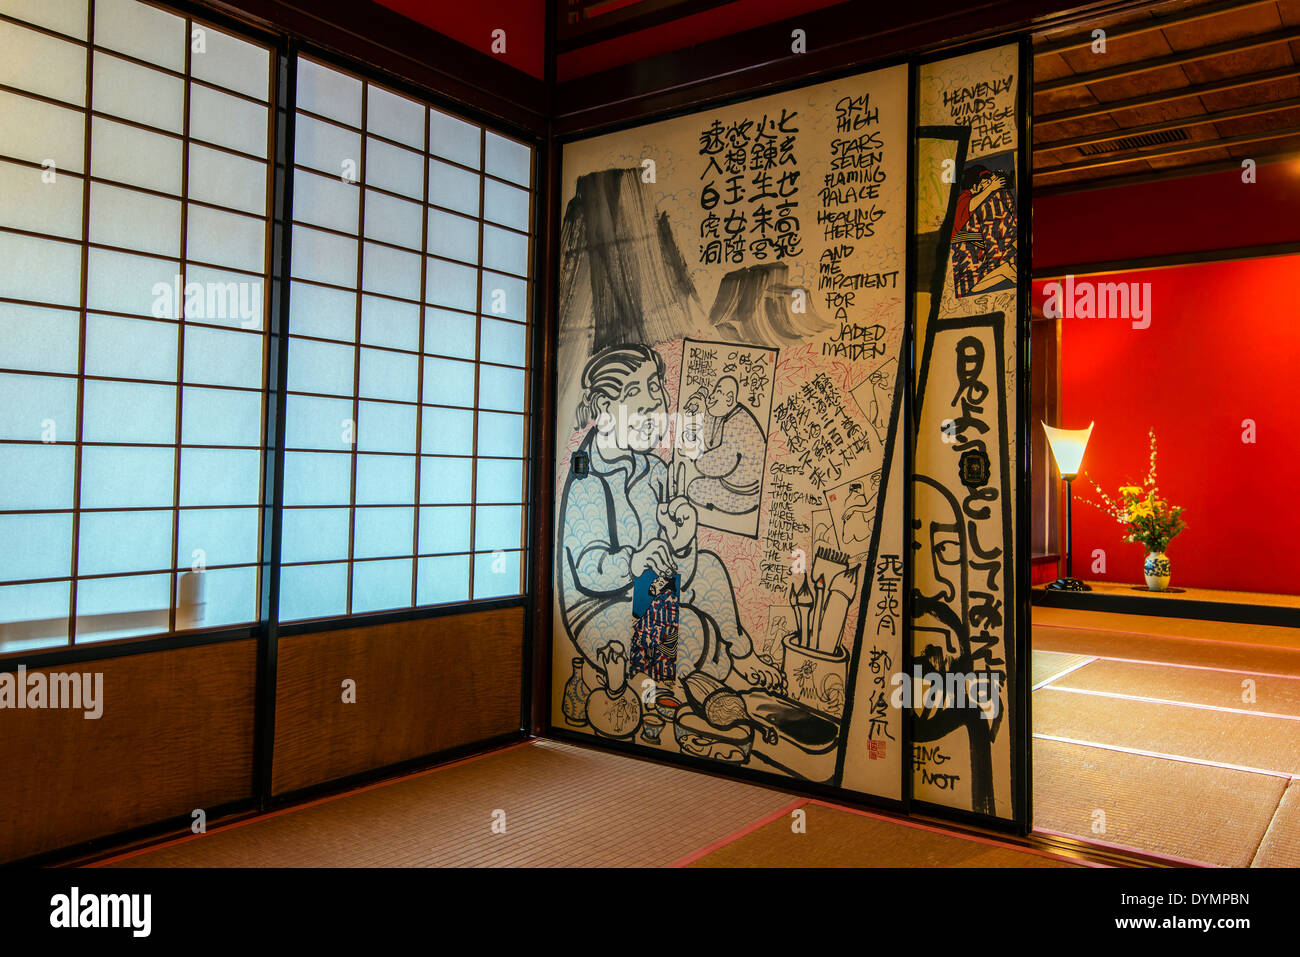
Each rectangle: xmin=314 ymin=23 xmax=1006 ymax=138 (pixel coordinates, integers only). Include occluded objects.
xmin=631 ymin=573 xmax=679 ymax=682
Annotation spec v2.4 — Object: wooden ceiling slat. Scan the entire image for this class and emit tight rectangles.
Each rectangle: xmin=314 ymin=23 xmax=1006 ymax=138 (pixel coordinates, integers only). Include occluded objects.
xmin=1146 ymin=144 xmax=1235 ymax=167
xmin=1034 ymin=96 xmax=1300 ymax=152
xmin=1200 ymin=73 xmax=1300 ymax=107
xmin=1033 ymin=2 xmax=1300 ymax=186
xmin=1034 ymin=146 xmax=1300 ymax=195
xmin=1120 ymin=97 xmax=1215 ymax=125
xmin=1036 ymin=24 xmax=1300 ymax=94
xmin=1033 ymin=0 xmax=1276 ymax=56
xmin=1158 ymin=0 xmax=1286 ymax=50
xmin=1214 ymin=102 xmax=1300 ymax=132
xmin=1036 ymin=64 xmax=1300 ymax=125
xmin=1056 ymin=29 xmax=1173 ymax=75
xmin=1180 ymin=42 xmax=1294 ymax=83
xmin=1037 ymin=122 xmax=1300 ymax=175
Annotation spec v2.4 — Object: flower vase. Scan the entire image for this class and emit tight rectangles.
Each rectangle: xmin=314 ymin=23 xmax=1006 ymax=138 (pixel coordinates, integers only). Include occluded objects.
xmin=1144 ymin=552 xmax=1171 ymax=591
xmin=561 ymin=657 xmax=589 ymax=726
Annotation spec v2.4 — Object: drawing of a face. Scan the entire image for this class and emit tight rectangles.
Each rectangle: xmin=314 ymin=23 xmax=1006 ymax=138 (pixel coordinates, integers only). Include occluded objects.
xmin=912 ymin=476 xmax=968 ymax=672
xmin=706 ymin=376 xmax=738 ymax=418
xmin=845 ymin=482 xmax=866 ymax=510
xmin=599 ymin=359 xmax=668 ymax=452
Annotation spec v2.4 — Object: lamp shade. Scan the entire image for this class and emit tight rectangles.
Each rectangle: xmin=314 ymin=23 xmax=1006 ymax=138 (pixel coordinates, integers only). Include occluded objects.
xmin=1042 ymin=420 xmax=1094 ymax=479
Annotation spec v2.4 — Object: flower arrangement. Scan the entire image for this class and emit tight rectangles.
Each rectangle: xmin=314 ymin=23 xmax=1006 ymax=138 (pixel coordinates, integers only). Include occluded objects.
xmin=1081 ymin=429 xmax=1186 ymax=554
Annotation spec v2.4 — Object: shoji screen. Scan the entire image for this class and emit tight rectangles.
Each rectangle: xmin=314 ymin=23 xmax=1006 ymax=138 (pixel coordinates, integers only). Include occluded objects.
xmin=279 ymin=55 xmax=533 ymax=623
xmin=911 ymin=43 xmax=1025 ymax=825
xmin=0 ymin=0 xmax=273 ymax=652
xmin=549 ymin=41 xmax=1031 ymax=831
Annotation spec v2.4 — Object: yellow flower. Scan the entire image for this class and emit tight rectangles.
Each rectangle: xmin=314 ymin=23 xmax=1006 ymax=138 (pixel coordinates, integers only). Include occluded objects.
xmin=1118 ymin=485 xmax=1141 ymax=497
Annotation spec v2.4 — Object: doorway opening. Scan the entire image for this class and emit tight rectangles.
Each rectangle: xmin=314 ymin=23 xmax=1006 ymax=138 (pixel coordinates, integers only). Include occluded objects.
xmin=1028 ymin=0 xmax=1300 ymax=867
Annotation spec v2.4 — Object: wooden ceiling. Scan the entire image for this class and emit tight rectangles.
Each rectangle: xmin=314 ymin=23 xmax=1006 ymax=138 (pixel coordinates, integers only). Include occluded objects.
xmin=1034 ymin=0 xmax=1300 ymax=192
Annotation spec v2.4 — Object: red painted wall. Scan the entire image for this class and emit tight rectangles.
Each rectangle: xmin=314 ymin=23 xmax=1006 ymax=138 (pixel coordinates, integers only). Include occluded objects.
xmin=1033 ymin=159 xmax=1300 ymax=271
xmin=1038 ymin=255 xmax=1300 ymax=595
xmin=374 ymin=0 xmax=545 ymax=78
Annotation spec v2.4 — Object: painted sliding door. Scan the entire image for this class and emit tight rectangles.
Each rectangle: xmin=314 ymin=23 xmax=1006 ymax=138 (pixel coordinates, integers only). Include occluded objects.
xmin=911 ymin=44 xmax=1023 ymax=822
xmin=551 ymin=64 xmax=910 ymax=800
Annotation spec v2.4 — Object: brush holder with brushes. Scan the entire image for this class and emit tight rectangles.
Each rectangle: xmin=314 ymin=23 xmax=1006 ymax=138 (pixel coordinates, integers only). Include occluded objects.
xmin=780 ymin=633 xmax=848 ymax=720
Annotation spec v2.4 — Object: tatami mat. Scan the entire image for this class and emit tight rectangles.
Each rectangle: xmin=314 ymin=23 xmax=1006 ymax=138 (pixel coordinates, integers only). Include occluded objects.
xmin=1033 ymin=738 xmax=1287 ymax=868
xmin=685 ymin=801 xmax=1078 ymax=868
xmin=102 ymin=739 xmax=794 ymax=868
xmin=1032 ymin=650 xmax=1094 ymax=688
xmin=1035 ymin=622 xmax=1300 ymax=677
xmin=1032 ymin=605 xmax=1300 ymax=868
xmin=98 ymin=738 xmax=1094 ymax=869
xmin=1054 ymin=658 xmax=1300 ymax=717
xmin=1251 ymin=780 xmax=1300 ymax=868
xmin=1034 ymin=606 xmax=1300 ymax=652
xmin=94 ymin=607 xmax=1300 ymax=869
xmin=1034 ymin=687 xmax=1300 ymax=776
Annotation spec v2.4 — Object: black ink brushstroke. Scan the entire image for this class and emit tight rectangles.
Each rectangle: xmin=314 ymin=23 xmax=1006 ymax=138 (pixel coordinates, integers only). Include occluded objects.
xmin=708 ymin=262 xmax=832 ymax=343
xmin=557 ymin=168 xmax=704 ymax=388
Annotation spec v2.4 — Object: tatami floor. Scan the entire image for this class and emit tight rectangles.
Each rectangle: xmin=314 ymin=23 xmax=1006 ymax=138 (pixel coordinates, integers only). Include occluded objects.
xmin=89 ymin=738 xmax=1080 ymax=868
xmin=77 ymin=605 xmax=1300 ymax=869
xmin=1032 ymin=605 xmax=1300 ymax=867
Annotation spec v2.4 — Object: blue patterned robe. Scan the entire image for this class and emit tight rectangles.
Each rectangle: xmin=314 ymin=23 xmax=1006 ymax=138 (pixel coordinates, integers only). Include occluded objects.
xmin=556 ymin=429 xmax=751 ymax=681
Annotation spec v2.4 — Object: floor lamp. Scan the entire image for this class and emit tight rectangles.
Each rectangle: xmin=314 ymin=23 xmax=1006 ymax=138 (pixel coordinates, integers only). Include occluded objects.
xmin=1042 ymin=421 xmax=1094 ymax=592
